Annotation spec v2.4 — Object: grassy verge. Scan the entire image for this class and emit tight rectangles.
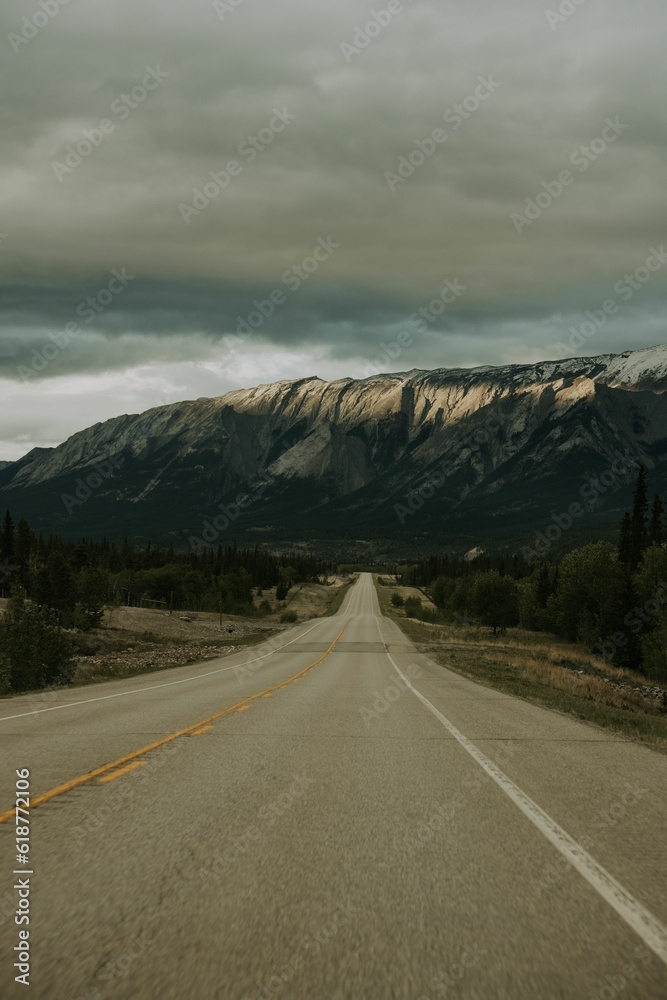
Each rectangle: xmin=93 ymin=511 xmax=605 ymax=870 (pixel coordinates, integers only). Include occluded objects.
xmin=77 ymin=580 xmax=355 ymax=686
xmin=374 ymin=576 xmax=667 ymax=751
xmin=322 ymin=577 xmax=355 ymax=616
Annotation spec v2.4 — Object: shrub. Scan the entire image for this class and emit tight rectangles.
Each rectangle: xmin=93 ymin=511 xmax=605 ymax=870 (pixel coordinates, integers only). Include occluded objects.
xmin=280 ymin=610 xmax=298 ymax=623
xmin=391 ymin=593 xmax=404 ymax=607
xmin=0 ymin=588 xmax=75 ymax=692
xmin=403 ymin=596 xmax=422 ymax=618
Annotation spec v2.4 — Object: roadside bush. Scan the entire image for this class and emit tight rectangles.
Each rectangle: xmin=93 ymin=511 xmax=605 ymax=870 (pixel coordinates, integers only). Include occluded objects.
xmin=258 ymin=600 xmax=272 ymax=615
xmin=391 ymin=593 xmax=404 ymax=607
xmin=639 ymin=613 xmax=667 ymax=682
xmin=280 ymin=610 xmax=298 ymax=623
xmin=403 ymin=596 xmax=422 ymax=618
xmin=0 ymin=588 xmax=75 ymax=692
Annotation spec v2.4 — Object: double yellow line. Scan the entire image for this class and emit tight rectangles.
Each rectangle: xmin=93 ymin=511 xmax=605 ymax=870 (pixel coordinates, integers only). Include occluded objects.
xmin=0 ymin=625 xmax=346 ymax=824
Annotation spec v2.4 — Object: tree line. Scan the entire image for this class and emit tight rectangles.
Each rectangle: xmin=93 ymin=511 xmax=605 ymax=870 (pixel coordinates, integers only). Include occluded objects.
xmin=0 ymin=511 xmax=332 ymax=692
xmin=399 ymin=466 xmax=667 ymax=680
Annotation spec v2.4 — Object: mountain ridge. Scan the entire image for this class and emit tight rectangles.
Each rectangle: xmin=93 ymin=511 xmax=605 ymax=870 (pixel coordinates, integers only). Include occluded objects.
xmin=2 ymin=344 xmax=667 ymax=548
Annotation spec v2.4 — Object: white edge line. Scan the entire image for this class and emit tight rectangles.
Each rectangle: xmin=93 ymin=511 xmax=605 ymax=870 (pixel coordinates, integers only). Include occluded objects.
xmin=0 ymin=620 xmax=324 ymax=723
xmin=375 ymin=615 xmax=667 ymax=967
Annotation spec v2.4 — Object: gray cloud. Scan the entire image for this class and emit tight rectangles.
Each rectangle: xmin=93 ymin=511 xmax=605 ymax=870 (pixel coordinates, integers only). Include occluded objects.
xmin=0 ymin=0 xmax=665 ymax=455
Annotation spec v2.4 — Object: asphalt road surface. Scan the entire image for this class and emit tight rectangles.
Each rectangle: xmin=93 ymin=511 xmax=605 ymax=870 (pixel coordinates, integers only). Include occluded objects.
xmin=1 ymin=573 xmax=666 ymax=999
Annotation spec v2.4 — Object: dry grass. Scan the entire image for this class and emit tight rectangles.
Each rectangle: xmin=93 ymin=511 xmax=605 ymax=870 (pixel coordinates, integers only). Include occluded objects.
xmin=252 ymin=575 xmax=353 ymax=620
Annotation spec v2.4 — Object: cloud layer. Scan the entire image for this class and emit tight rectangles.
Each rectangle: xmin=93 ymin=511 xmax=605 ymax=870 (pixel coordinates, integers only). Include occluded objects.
xmin=1 ymin=0 xmax=665 ymax=456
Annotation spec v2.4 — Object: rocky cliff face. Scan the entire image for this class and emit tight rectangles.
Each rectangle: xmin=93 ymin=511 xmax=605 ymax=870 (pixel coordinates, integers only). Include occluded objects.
xmin=3 ymin=345 xmax=667 ymax=545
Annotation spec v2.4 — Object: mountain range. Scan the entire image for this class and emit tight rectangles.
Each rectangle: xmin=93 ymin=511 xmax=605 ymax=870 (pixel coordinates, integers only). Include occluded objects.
xmin=3 ymin=344 xmax=667 ymax=554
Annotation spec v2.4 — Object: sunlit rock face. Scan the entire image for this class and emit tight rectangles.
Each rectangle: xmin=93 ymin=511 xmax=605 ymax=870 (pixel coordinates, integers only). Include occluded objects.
xmin=2 ymin=345 xmax=667 ymax=544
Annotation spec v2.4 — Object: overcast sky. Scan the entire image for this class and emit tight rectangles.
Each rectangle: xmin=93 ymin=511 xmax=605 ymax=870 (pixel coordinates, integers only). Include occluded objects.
xmin=1 ymin=0 xmax=665 ymax=459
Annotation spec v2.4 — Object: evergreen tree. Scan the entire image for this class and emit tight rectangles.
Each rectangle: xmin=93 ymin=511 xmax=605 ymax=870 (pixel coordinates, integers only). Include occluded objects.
xmin=618 ymin=511 xmax=633 ymax=566
xmin=0 ymin=510 xmax=15 ymax=561
xmin=649 ymin=494 xmax=664 ymax=546
xmin=536 ymin=563 xmax=552 ymax=607
xmin=629 ymin=465 xmax=649 ymax=569
xmin=0 ymin=588 xmax=75 ymax=692
xmin=614 ymin=570 xmax=642 ymax=671
xmin=75 ymin=566 xmax=108 ymax=630
xmin=42 ymin=549 xmax=77 ymax=626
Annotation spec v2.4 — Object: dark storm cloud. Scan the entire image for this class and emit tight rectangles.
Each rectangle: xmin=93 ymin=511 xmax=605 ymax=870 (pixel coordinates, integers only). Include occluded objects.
xmin=0 ymin=0 xmax=666 ymax=453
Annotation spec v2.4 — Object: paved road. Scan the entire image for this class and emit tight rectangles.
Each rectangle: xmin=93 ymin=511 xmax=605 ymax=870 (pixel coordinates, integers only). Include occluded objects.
xmin=1 ymin=573 xmax=666 ymax=999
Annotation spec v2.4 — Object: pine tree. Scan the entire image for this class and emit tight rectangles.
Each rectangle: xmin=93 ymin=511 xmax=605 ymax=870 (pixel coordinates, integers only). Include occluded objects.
xmin=614 ymin=570 xmax=643 ymax=672
xmin=618 ymin=512 xmax=633 ymax=567
xmin=649 ymin=495 xmax=664 ymax=546
xmin=0 ymin=510 xmax=15 ymax=561
xmin=0 ymin=587 xmax=75 ymax=692
xmin=42 ymin=550 xmax=77 ymax=626
xmin=629 ymin=465 xmax=649 ymax=569
xmin=536 ymin=563 xmax=552 ymax=607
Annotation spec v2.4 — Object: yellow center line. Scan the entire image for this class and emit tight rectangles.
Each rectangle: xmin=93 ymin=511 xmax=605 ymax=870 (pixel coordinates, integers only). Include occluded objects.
xmin=190 ymin=725 xmax=214 ymax=736
xmin=98 ymin=761 xmax=145 ymax=784
xmin=0 ymin=625 xmax=346 ymax=824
